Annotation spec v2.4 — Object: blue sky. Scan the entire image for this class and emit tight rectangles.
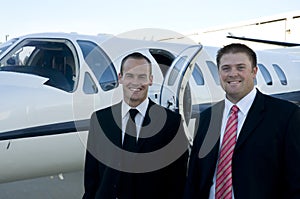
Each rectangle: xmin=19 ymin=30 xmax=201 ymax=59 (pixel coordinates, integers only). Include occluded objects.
xmin=1 ymin=0 xmax=300 ymax=42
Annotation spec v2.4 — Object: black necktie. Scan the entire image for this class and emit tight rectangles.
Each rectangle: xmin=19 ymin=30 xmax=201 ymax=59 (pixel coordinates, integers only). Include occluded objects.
xmin=123 ymin=109 xmax=139 ymax=152
xmin=117 ymin=109 xmax=139 ymax=198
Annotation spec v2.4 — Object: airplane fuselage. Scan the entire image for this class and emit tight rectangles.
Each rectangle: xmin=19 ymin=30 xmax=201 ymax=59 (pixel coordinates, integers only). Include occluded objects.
xmin=0 ymin=32 xmax=299 ymax=183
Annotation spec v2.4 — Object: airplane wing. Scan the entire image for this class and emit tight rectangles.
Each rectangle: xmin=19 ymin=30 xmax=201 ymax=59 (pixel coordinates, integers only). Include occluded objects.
xmin=227 ymin=35 xmax=300 ymax=47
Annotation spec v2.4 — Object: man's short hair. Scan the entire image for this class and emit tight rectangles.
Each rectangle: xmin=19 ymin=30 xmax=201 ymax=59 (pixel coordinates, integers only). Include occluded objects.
xmin=216 ymin=43 xmax=257 ymax=68
xmin=120 ymin=52 xmax=152 ymax=75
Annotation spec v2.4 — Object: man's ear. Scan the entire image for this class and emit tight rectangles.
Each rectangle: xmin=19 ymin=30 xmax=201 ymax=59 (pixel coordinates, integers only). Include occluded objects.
xmin=149 ymin=74 xmax=153 ymax=86
xmin=252 ymin=66 xmax=258 ymax=78
xmin=118 ymin=73 xmax=123 ymax=84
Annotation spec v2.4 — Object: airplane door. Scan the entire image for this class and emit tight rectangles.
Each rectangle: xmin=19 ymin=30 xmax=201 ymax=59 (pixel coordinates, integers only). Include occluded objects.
xmin=160 ymin=45 xmax=202 ymax=140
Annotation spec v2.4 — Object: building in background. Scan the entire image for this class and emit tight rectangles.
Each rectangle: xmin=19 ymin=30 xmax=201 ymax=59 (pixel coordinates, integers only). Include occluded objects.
xmin=185 ymin=10 xmax=300 ymax=49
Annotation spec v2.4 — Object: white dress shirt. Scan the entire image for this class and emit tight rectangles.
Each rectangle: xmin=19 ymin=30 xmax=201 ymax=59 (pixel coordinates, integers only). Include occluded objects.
xmin=209 ymin=88 xmax=257 ymax=199
xmin=121 ymin=98 xmax=149 ymax=143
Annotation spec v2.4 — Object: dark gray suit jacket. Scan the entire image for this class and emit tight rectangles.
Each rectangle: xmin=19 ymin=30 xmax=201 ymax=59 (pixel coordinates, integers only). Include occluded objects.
xmin=83 ymin=99 xmax=189 ymax=199
xmin=184 ymin=90 xmax=300 ymax=199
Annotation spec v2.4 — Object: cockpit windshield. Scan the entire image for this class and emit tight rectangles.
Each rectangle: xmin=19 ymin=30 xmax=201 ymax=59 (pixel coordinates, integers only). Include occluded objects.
xmin=0 ymin=38 xmax=76 ymax=92
xmin=0 ymin=38 xmax=19 ymax=56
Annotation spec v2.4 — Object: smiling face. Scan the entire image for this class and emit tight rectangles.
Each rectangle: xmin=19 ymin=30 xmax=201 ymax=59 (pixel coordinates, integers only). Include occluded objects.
xmin=118 ymin=57 xmax=153 ymax=107
xmin=218 ymin=52 xmax=257 ymax=104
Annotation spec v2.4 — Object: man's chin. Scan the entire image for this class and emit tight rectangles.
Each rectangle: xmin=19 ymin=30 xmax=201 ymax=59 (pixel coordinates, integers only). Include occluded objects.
xmin=129 ymin=97 xmax=138 ymax=102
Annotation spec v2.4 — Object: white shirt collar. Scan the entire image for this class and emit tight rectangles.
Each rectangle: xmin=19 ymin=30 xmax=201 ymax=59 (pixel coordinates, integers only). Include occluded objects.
xmin=224 ymin=88 xmax=257 ymax=116
xmin=122 ymin=98 xmax=149 ymax=118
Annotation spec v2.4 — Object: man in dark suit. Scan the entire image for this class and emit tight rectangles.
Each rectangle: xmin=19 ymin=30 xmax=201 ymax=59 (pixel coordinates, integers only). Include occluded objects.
xmin=83 ymin=52 xmax=189 ymax=199
xmin=184 ymin=43 xmax=300 ymax=199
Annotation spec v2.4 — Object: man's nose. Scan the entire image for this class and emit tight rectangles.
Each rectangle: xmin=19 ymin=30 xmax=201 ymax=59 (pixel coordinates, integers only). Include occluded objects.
xmin=130 ymin=76 xmax=141 ymax=84
xmin=229 ymin=68 xmax=238 ymax=76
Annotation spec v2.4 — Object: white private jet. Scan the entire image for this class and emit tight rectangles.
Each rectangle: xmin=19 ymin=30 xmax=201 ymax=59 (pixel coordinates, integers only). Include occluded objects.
xmin=0 ymin=32 xmax=299 ymax=183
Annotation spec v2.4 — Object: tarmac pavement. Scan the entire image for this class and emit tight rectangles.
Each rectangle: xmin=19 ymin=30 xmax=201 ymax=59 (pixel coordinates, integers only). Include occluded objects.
xmin=0 ymin=171 xmax=84 ymax=199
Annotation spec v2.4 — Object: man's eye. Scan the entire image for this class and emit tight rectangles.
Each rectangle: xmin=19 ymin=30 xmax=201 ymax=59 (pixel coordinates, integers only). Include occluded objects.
xmin=238 ymin=66 xmax=245 ymax=70
xmin=125 ymin=74 xmax=133 ymax=78
xmin=222 ymin=67 xmax=230 ymax=71
xmin=139 ymin=75 xmax=147 ymax=79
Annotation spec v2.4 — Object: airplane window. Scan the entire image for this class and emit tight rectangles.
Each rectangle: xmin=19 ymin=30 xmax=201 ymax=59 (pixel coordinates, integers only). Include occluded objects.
xmin=272 ymin=64 xmax=287 ymax=85
xmin=77 ymin=40 xmax=118 ymax=91
xmin=83 ymin=72 xmax=98 ymax=94
xmin=192 ymin=63 xmax=205 ymax=85
xmin=257 ymin=64 xmax=273 ymax=85
xmin=206 ymin=61 xmax=220 ymax=85
xmin=0 ymin=39 xmax=75 ymax=92
xmin=168 ymin=56 xmax=186 ymax=86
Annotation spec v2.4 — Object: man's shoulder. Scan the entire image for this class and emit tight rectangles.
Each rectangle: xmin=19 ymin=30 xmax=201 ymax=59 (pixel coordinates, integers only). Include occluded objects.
xmin=149 ymin=100 xmax=181 ymax=119
xmin=200 ymin=100 xmax=224 ymax=116
xmin=261 ymin=92 xmax=298 ymax=110
xmin=93 ymin=102 xmax=121 ymax=116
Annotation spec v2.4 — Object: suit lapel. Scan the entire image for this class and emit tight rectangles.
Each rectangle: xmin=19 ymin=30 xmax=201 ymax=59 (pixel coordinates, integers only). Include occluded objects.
xmin=108 ymin=102 xmax=123 ymax=148
xmin=198 ymin=101 xmax=224 ymax=159
xmin=235 ymin=90 xmax=265 ymax=150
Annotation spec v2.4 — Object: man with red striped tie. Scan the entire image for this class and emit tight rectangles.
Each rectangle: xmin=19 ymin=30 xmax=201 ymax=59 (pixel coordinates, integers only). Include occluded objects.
xmin=184 ymin=43 xmax=300 ymax=199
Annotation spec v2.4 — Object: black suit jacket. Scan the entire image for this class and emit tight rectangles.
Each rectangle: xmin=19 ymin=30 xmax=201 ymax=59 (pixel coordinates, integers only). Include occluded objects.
xmin=184 ymin=90 xmax=300 ymax=199
xmin=83 ymin=99 xmax=189 ymax=199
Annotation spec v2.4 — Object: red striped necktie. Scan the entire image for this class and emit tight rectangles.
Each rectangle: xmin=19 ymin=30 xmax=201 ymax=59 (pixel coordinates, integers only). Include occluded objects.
xmin=215 ymin=105 xmax=239 ymax=199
